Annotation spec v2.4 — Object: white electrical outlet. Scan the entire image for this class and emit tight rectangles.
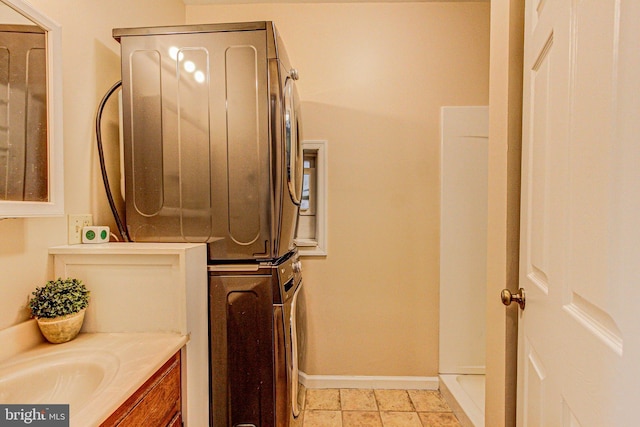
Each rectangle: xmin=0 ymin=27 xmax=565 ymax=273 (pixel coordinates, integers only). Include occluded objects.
xmin=68 ymin=214 xmax=93 ymax=245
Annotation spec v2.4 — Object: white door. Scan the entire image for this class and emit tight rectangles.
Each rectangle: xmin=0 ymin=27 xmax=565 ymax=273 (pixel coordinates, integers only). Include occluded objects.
xmin=516 ymin=0 xmax=640 ymax=425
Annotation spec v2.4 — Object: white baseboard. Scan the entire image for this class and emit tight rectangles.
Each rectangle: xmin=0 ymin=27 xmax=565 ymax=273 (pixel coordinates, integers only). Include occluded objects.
xmin=299 ymin=371 xmax=439 ymax=390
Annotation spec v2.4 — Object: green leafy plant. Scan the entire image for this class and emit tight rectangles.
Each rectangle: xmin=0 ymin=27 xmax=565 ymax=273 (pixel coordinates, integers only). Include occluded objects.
xmin=29 ymin=278 xmax=90 ymax=319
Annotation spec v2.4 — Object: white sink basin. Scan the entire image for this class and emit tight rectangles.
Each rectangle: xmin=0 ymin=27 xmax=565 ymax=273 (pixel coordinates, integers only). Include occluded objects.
xmin=0 ymin=328 xmax=186 ymax=426
xmin=0 ymin=350 xmax=119 ymax=408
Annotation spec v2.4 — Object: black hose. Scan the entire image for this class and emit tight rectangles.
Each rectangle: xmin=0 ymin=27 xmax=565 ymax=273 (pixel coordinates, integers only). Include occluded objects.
xmin=95 ymin=80 xmax=130 ymax=242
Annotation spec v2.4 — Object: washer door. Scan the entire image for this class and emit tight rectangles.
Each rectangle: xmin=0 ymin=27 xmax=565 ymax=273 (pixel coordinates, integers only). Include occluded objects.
xmin=289 ymin=282 xmax=303 ymax=417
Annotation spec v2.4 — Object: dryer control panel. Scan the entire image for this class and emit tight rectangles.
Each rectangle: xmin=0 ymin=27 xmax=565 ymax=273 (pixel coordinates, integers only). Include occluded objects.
xmin=276 ymin=252 xmax=302 ymax=303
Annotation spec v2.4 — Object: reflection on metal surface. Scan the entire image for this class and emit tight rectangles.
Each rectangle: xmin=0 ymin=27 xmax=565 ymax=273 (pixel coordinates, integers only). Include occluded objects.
xmin=226 ymin=45 xmax=260 ymax=246
xmin=130 ymin=49 xmax=163 ymax=216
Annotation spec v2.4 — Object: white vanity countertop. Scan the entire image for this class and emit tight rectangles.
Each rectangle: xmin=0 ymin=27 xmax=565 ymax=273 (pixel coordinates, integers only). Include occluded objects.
xmin=49 ymin=242 xmax=206 ymax=255
xmin=0 ymin=330 xmax=187 ymax=427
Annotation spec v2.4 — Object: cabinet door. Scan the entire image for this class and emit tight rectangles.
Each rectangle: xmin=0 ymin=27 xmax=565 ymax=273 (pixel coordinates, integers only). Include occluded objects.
xmin=101 ymin=352 xmax=181 ymax=427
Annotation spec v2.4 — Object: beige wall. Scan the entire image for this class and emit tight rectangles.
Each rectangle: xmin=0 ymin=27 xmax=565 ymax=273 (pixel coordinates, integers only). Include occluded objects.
xmin=0 ymin=0 xmax=185 ymax=329
xmin=187 ymin=3 xmax=490 ymax=376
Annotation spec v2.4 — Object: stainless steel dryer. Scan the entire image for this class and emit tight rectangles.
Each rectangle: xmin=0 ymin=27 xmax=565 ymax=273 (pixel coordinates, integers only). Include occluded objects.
xmin=113 ymin=22 xmax=303 ymax=262
xmin=208 ymin=251 xmax=305 ymax=427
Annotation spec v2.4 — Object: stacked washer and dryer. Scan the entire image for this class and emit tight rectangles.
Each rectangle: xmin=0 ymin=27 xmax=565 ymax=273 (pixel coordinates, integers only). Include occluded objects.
xmin=114 ymin=22 xmax=305 ymax=427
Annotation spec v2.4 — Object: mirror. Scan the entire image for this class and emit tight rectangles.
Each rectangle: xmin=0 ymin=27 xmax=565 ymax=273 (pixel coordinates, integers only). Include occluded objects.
xmin=0 ymin=0 xmax=62 ymax=217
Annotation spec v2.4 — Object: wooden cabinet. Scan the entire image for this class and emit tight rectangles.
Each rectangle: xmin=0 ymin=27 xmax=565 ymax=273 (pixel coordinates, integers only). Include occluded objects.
xmin=101 ymin=352 xmax=181 ymax=427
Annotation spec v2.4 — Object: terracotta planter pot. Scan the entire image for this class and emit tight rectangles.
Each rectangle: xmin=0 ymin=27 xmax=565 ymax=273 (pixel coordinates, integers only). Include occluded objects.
xmin=36 ymin=308 xmax=86 ymax=344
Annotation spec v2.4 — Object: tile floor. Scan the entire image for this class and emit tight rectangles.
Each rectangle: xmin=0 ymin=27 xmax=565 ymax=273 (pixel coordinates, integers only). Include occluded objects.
xmin=301 ymin=388 xmax=462 ymax=427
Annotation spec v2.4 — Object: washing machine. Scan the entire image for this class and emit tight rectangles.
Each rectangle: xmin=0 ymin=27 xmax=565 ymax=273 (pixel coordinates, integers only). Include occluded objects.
xmin=208 ymin=250 xmax=305 ymax=426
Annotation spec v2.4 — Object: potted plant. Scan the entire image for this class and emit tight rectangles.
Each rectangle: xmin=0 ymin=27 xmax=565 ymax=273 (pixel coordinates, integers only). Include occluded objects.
xmin=29 ymin=278 xmax=90 ymax=344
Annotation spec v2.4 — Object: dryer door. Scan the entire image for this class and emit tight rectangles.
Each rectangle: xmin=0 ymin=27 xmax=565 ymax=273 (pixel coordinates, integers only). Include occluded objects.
xmin=284 ymin=76 xmax=303 ymax=206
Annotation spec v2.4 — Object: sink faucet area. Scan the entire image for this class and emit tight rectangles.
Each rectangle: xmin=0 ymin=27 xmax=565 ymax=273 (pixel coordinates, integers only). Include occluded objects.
xmin=0 ymin=320 xmax=186 ymax=426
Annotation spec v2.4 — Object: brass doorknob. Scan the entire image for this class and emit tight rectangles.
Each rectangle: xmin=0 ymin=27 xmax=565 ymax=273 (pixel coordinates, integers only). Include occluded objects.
xmin=501 ymin=288 xmax=525 ymax=310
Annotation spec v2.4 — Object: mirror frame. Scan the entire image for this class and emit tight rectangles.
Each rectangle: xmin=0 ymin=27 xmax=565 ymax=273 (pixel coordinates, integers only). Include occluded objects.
xmin=0 ymin=0 xmax=63 ymax=217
